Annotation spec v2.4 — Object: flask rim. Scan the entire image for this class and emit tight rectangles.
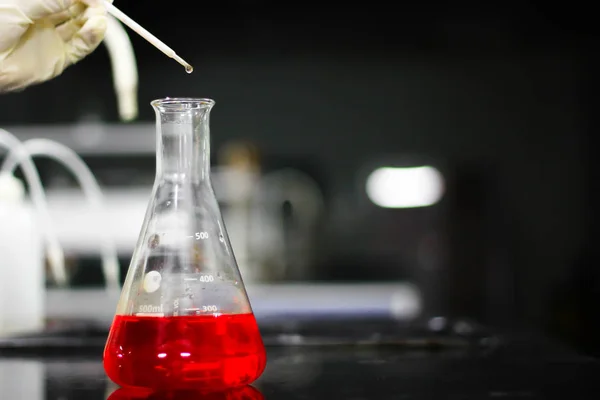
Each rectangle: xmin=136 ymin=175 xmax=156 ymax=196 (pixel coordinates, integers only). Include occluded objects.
xmin=151 ymin=97 xmax=215 ymax=110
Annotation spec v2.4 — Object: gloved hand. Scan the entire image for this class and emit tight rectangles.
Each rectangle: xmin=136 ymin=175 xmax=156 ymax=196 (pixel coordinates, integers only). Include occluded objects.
xmin=0 ymin=0 xmax=111 ymax=93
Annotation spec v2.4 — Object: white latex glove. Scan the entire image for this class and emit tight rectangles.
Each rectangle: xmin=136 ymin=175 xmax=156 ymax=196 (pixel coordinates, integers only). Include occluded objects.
xmin=0 ymin=0 xmax=111 ymax=93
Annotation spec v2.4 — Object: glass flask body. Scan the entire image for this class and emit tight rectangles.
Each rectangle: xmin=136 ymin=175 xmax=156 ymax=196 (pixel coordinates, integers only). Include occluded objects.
xmin=103 ymin=98 xmax=266 ymax=392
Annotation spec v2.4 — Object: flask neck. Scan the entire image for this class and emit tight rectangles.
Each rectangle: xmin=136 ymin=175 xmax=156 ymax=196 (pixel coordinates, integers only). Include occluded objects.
xmin=152 ymin=99 xmax=214 ymax=183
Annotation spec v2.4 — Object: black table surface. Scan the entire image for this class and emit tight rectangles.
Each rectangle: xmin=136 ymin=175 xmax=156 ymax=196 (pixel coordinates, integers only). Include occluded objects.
xmin=1 ymin=318 xmax=599 ymax=399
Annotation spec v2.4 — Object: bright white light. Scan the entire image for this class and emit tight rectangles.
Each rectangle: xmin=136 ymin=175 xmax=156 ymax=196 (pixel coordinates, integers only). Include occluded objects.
xmin=366 ymin=166 xmax=444 ymax=208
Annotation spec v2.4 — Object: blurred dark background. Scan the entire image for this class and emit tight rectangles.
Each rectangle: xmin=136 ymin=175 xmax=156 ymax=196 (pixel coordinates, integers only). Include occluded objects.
xmin=1 ymin=0 xmax=598 ymax=358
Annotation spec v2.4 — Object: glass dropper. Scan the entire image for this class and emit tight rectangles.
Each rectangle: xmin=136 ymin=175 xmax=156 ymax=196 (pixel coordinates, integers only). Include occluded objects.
xmin=103 ymin=1 xmax=193 ymax=73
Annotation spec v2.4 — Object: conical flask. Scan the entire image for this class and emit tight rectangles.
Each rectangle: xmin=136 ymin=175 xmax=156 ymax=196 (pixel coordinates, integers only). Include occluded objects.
xmin=103 ymin=98 xmax=267 ymax=392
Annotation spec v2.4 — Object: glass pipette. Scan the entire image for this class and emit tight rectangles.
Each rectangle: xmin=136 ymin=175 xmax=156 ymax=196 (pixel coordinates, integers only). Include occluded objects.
xmin=103 ymin=1 xmax=193 ymax=73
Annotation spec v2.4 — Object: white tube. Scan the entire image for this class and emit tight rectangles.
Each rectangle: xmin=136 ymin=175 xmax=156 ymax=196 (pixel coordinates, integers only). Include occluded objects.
xmin=0 ymin=129 xmax=67 ymax=286
xmin=1 ymin=139 xmax=121 ymax=289
xmin=103 ymin=15 xmax=139 ymax=122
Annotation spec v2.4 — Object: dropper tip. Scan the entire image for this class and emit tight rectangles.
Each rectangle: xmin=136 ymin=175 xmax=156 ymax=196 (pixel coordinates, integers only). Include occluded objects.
xmin=172 ymin=53 xmax=193 ymax=74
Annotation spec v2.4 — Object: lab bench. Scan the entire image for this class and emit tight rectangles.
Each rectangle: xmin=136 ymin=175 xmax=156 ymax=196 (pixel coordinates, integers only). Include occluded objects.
xmin=1 ymin=284 xmax=599 ymax=399
xmin=1 ymin=324 xmax=599 ymax=399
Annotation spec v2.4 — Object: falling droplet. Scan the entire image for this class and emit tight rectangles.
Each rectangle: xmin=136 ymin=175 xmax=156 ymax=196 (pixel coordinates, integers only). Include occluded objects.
xmin=185 ymin=64 xmax=193 ymax=74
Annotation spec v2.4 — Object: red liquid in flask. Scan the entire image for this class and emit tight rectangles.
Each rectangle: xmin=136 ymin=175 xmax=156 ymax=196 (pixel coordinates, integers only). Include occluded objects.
xmin=103 ymin=313 xmax=267 ymax=392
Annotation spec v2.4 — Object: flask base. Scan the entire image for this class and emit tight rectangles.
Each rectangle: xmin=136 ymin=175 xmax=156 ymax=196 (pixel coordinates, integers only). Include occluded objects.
xmin=103 ymin=313 xmax=267 ymax=392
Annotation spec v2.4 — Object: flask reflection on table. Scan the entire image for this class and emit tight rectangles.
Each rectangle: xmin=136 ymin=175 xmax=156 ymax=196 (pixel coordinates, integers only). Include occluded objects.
xmin=106 ymin=385 xmax=263 ymax=400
